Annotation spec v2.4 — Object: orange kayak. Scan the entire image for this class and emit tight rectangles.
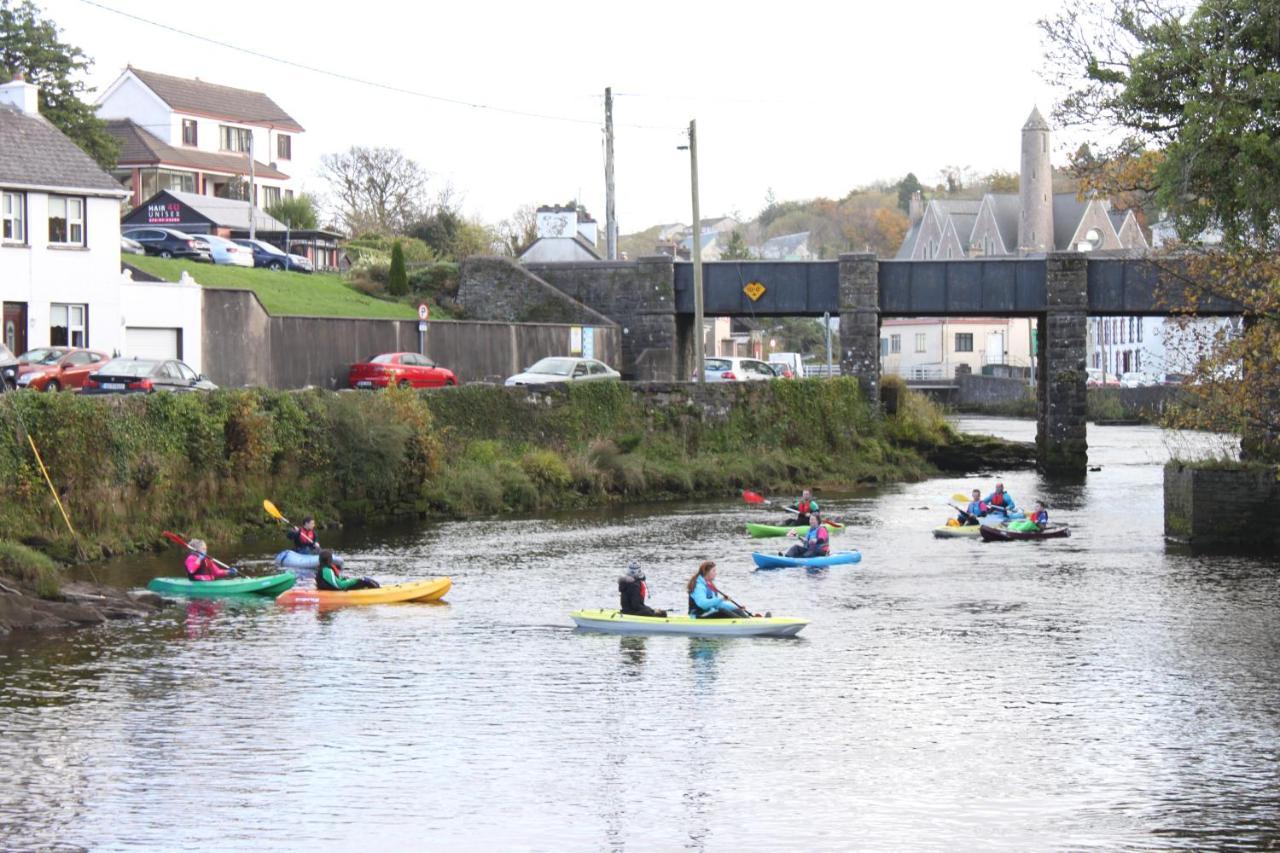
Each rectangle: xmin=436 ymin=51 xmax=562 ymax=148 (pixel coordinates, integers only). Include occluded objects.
xmin=277 ymin=577 xmax=451 ymax=607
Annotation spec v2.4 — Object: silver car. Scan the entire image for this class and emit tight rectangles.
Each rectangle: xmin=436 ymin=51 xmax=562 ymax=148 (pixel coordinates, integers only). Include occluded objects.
xmin=505 ymin=357 xmax=620 ymax=386
xmin=695 ymin=357 xmax=778 ymax=382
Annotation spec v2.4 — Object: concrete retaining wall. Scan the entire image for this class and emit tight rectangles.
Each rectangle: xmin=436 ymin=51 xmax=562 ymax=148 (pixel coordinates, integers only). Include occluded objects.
xmin=202 ymin=289 xmax=620 ymax=389
xmin=957 ymin=374 xmax=1033 ymax=406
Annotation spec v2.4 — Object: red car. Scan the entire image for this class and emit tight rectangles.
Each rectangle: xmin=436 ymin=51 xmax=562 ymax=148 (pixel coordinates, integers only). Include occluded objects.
xmin=349 ymin=353 xmax=458 ymax=389
xmin=14 ymin=347 xmax=111 ymax=391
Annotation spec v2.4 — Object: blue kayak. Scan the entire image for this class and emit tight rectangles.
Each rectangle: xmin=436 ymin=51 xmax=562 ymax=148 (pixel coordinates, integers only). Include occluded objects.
xmin=752 ymin=550 xmax=862 ymax=570
xmin=274 ymin=550 xmax=343 ymax=569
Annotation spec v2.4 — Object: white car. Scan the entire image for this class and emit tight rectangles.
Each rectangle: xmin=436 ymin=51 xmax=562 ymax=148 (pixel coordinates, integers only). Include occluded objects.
xmin=190 ymin=233 xmax=254 ymax=267
xmin=695 ymin=357 xmax=777 ymax=382
xmin=505 ymin=357 xmax=620 ymax=386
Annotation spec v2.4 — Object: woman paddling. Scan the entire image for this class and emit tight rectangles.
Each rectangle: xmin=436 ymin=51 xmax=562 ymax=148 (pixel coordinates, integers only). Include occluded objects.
xmin=687 ymin=561 xmax=752 ymax=619
xmin=183 ymin=539 xmax=236 ymax=581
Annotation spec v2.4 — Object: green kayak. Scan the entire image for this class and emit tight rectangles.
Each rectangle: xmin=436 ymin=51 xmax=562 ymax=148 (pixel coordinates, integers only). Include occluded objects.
xmin=146 ymin=573 xmax=296 ymax=598
xmin=746 ymin=521 xmax=844 ymax=538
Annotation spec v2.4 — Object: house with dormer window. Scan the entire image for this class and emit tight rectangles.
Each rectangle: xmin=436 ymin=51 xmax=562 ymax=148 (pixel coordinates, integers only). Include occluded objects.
xmin=95 ymin=67 xmax=303 ymax=210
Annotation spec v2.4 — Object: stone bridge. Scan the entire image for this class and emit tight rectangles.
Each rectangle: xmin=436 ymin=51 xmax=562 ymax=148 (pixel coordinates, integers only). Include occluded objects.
xmin=458 ymin=254 xmax=1242 ymax=474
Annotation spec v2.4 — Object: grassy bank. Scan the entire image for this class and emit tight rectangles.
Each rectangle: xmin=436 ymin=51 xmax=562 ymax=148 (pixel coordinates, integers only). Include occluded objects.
xmin=0 ymin=540 xmax=61 ymax=598
xmin=0 ymin=379 xmax=985 ymax=562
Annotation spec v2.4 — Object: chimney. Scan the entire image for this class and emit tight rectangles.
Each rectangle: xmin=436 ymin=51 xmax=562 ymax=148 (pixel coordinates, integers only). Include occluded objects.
xmin=0 ymin=71 xmax=39 ymax=115
xmin=908 ymin=191 xmax=925 ymax=226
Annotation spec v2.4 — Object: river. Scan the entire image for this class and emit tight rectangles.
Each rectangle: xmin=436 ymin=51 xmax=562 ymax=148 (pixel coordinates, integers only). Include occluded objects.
xmin=1 ymin=418 xmax=1276 ymax=851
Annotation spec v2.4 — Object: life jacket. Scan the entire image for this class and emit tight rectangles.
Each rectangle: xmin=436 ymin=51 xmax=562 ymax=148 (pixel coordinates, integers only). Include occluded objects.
xmin=797 ymin=498 xmax=816 ymax=515
xmin=805 ymin=525 xmax=830 ymax=555
xmin=289 ymin=527 xmax=318 ymax=551
xmin=185 ymin=553 xmax=218 ymax=581
xmin=989 ymin=491 xmax=1007 ymax=508
xmin=1033 ymin=509 xmax=1048 ymax=525
xmin=687 ymin=575 xmax=722 ymax=617
xmin=315 ymin=563 xmax=344 ymax=590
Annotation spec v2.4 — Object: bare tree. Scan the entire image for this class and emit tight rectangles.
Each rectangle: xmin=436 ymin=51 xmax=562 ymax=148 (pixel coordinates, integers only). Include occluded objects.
xmin=496 ymin=204 xmax=539 ymax=256
xmin=319 ymin=146 xmax=429 ymax=235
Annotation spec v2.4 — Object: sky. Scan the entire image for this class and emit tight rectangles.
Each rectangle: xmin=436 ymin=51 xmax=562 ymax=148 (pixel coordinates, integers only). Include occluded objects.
xmin=43 ymin=0 xmax=1083 ymax=233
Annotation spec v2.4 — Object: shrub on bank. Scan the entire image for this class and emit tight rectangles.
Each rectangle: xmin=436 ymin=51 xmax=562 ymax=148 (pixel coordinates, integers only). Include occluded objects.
xmin=0 ymin=540 xmax=61 ymax=599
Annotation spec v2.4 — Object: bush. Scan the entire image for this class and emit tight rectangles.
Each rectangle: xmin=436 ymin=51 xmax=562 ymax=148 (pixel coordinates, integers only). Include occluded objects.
xmin=388 ymin=241 xmax=408 ymax=296
xmin=408 ymin=263 xmax=459 ymax=298
xmin=0 ymin=540 xmax=61 ymax=599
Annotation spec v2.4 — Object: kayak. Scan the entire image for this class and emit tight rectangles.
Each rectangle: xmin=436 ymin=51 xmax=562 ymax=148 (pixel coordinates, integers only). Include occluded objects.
xmin=274 ymin=550 xmax=344 ymax=569
xmin=752 ymin=550 xmax=862 ymax=570
xmin=570 ymin=609 xmax=807 ymax=637
xmin=147 ymin=573 xmax=296 ymax=598
xmin=746 ymin=522 xmax=843 ymax=538
xmin=276 ymin=577 xmax=451 ymax=607
xmin=979 ymin=523 xmax=1071 ymax=542
xmin=933 ymin=524 xmax=982 ymax=538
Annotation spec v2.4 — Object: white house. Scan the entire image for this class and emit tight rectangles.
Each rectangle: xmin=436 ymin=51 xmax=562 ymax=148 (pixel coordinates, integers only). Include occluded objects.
xmin=95 ymin=67 xmax=302 ymax=211
xmin=880 ymin=317 xmax=1035 ymax=380
xmin=519 ymin=204 xmax=602 ymax=262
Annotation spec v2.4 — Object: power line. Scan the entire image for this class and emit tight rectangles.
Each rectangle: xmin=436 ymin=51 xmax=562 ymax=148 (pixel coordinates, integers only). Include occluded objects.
xmin=76 ymin=0 xmax=684 ymax=131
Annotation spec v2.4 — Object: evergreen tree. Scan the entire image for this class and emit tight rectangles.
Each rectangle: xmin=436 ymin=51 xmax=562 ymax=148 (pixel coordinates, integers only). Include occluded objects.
xmin=266 ymin=194 xmax=319 ymax=230
xmin=896 ymin=173 xmax=924 ymax=213
xmin=720 ymin=230 xmax=752 ymax=260
xmin=388 ymin=241 xmax=408 ymax=296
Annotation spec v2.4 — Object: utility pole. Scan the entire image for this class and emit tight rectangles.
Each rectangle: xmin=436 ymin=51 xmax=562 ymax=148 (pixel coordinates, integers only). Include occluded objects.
xmin=604 ymin=87 xmax=617 ymax=260
xmin=687 ymin=120 xmax=704 ymax=382
xmin=247 ymin=131 xmax=257 ymax=241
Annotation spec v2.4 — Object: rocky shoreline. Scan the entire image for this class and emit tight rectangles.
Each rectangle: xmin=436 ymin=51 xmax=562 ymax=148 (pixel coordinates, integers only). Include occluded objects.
xmin=0 ymin=580 xmax=168 ymax=637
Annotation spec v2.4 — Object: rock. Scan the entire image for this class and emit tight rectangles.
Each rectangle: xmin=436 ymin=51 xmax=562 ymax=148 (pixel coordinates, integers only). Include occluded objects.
xmin=0 ymin=581 xmax=168 ymax=635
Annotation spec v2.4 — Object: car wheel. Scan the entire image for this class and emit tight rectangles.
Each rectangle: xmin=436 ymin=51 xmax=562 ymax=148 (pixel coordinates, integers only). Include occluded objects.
xmin=445 ymin=378 xmax=456 ymax=386
xmin=44 ymin=380 xmax=60 ymax=392
xmin=269 ymin=261 xmax=284 ymax=270
xmin=159 ymin=250 xmax=173 ymax=259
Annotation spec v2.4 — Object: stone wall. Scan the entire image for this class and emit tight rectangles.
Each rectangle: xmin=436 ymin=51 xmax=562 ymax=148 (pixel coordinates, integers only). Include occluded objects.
xmin=838 ymin=253 xmax=881 ymax=403
xmin=457 ymin=257 xmax=614 ymax=326
xmin=957 ymin=374 xmax=1033 ymax=406
xmin=202 ymin=288 xmax=620 ymax=389
xmin=1164 ymin=462 xmax=1279 ymax=549
xmin=1038 ymin=254 xmax=1089 ymax=472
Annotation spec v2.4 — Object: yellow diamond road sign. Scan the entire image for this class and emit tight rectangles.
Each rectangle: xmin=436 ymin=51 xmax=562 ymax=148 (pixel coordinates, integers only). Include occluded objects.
xmin=743 ymin=281 xmax=766 ymax=301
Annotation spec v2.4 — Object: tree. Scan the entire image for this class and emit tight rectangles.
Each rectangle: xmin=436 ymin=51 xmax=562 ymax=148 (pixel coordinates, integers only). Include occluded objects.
xmin=319 ymin=146 xmax=429 ymax=235
xmin=769 ymin=318 xmax=827 ymax=356
xmin=266 ymin=193 xmax=319 ymax=230
xmin=388 ymin=241 xmax=408 ymax=296
xmin=497 ymin=204 xmax=538 ymax=256
xmin=720 ymin=230 xmax=752 ymax=260
xmin=896 ymin=173 xmax=924 ymax=213
xmin=1041 ymin=0 xmax=1280 ymax=457
xmin=0 ymin=0 xmax=118 ymax=169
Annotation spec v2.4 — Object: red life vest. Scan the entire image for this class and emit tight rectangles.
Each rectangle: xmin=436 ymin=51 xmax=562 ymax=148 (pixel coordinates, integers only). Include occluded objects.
xmin=298 ymin=528 xmax=317 ymax=547
xmin=990 ymin=491 xmax=1007 ymax=507
xmin=797 ymin=499 xmax=813 ymax=514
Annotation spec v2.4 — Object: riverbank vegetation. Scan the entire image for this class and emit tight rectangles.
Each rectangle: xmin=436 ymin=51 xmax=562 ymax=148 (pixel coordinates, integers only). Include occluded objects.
xmin=0 ymin=379 xmax=1010 ymax=564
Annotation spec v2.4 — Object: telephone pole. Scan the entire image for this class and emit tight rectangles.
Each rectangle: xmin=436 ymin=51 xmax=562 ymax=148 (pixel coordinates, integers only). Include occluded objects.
xmin=687 ymin=120 xmax=704 ymax=382
xmin=247 ymin=132 xmax=257 ymax=240
xmin=604 ymin=87 xmax=617 ymax=260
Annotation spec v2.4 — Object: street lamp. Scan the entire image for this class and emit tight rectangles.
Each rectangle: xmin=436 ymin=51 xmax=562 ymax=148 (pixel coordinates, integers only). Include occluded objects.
xmin=677 ymin=119 xmax=704 ymax=383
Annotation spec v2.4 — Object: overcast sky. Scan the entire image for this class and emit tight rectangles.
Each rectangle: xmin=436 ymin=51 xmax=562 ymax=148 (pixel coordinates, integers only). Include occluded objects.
xmin=45 ymin=0 xmax=1079 ymax=231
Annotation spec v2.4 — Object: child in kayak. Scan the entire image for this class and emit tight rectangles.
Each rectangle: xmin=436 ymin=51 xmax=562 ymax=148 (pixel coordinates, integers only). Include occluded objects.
xmin=687 ymin=561 xmax=751 ymax=619
xmin=957 ymin=489 xmax=986 ymax=525
xmin=184 ymin=539 xmax=236 ymax=581
xmin=784 ymin=514 xmax=830 ymax=558
xmin=314 ymin=550 xmax=379 ymax=591
xmin=286 ymin=516 xmax=321 ymax=554
xmin=1007 ymin=502 xmax=1049 ymax=533
xmin=792 ymin=489 xmax=820 ymax=526
xmin=618 ymin=562 xmax=667 ymax=617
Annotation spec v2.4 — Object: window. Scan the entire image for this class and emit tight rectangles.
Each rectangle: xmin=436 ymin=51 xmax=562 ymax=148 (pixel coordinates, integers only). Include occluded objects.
xmin=955 ymin=333 xmax=974 ymax=352
xmin=284 ymin=189 xmax=294 ymax=201
xmin=879 ymin=338 xmax=888 ymax=357
xmin=139 ymin=169 xmax=196 ymax=199
xmin=277 ymin=134 xmax=292 ymax=160
xmin=1129 ymin=318 xmax=1136 ymax=342
xmin=262 ymin=186 xmax=282 ymax=208
xmin=68 ymin=351 xmax=96 ymax=366
xmin=182 ymin=119 xmax=197 ymax=146
xmin=176 ymin=362 xmax=198 ymax=382
xmin=2 ymin=190 xmax=24 ymax=243
xmin=219 ymin=125 xmax=252 ymax=153
xmin=890 ymin=334 xmax=901 ymax=354
xmin=915 ymin=333 xmax=926 ymax=353
xmin=50 ymin=303 xmax=87 ymax=347
xmin=47 ymin=197 xmax=84 ymax=245
xmin=1137 ymin=320 xmax=1143 ymax=343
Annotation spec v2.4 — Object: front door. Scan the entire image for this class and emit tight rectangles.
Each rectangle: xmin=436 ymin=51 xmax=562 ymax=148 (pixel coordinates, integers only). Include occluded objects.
xmin=2 ymin=302 xmax=26 ymax=355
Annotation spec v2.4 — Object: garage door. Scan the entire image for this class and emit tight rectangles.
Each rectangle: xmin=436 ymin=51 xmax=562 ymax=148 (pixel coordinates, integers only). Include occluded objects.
xmin=125 ymin=327 xmax=181 ymax=360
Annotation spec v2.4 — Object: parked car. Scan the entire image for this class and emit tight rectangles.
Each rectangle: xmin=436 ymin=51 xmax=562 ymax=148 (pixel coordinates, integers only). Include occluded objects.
xmin=232 ymin=238 xmax=312 ymax=272
xmin=13 ymin=347 xmax=111 ymax=391
xmin=121 ymin=235 xmax=145 ymax=255
xmin=0 ymin=342 xmax=17 ymax=391
xmin=1119 ymin=371 xmax=1161 ymax=388
xmin=81 ymin=357 xmax=217 ymax=394
xmin=504 ymin=357 xmax=620 ymax=386
xmin=349 ymin=353 xmax=458 ymax=389
xmin=122 ymin=227 xmax=213 ymax=261
xmin=1086 ymin=368 xmax=1120 ymax=387
xmin=766 ymin=362 xmax=795 ymax=379
xmin=190 ymin=233 xmax=254 ymax=267
xmin=768 ymin=352 xmax=804 ymax=378
xmin=695 ymin=357 xmax=778 ymax=382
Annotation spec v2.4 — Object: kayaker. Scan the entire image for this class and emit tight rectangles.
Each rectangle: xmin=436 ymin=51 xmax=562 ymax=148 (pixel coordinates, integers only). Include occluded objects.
xmin=784 ymin=514 xmax=830 ymax=558
xmin=314 ymin=549 xmax=380 ymax=591
xmin=618 ymin=562 xmax=667 ymax=617
xmin=687 ymin=561 xmax=751 ymax=619
xmin=1029 ymin=501 xmax=1049 ymax=530
xmin=957 ymin=489 xmax=986 ymax=525
xmin=184 ymin=539 xmax=236 ymax=581
xmin=286 ymin=516 xmax=321 ymax=554
xmin=792 ymin=489 xmax=820 ymax=526
xmin=983 ymin=482 xmax=1016 ymax=516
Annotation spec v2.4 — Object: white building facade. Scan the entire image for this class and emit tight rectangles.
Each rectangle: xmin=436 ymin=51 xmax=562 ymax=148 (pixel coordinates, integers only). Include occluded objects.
xmin=880 ymin=317 xmax=1035 ymax=380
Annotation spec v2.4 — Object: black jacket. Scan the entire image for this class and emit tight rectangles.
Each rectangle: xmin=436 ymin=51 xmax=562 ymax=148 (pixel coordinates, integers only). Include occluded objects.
xmin=618 ymin=575 xmax=664 ymax=617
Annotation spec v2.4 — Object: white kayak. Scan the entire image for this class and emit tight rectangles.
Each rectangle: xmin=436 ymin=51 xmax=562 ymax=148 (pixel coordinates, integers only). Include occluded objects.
xmin=570 ymin=609 xmax=807 ymax=638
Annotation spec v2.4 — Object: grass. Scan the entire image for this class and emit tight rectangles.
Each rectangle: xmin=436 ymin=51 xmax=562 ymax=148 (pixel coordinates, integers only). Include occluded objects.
xmin=0 ymin=540 xmax=62 ymax=599
xmin=127 ymin=255 xmax=418 ymax=320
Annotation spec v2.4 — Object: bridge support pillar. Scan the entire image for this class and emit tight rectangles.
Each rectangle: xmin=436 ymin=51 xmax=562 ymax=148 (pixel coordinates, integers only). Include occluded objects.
xmin=1037 ymin=253 xmax=1089 ymax=474
xmin=838 ymin=253 xmax=881 ymax=403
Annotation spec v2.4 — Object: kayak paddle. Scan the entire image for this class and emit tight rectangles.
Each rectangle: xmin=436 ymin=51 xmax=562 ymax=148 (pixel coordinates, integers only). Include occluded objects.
xmin=263 ymin=499 xmax=292 ymax=526
xmin=742 ymin=490 xmax=799 ymax=514
xmin=162 ymin=530 xmax=239 ymax=573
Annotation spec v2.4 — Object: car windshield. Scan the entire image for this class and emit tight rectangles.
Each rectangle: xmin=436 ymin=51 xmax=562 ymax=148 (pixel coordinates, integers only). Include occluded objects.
xmin=19 ymin=348 xmax=67 ymax=365
xmin=527 ymin=358 xmax=576 ymax=376
xmin=97 ymin=359 xmax=158 ymax=377
xmin=256 ymin=241 xmax=286 ymax=256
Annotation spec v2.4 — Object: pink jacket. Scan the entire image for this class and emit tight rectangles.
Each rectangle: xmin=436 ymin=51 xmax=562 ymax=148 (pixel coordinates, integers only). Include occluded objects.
xmin=185 ymin=552 xmax=230 ymax=581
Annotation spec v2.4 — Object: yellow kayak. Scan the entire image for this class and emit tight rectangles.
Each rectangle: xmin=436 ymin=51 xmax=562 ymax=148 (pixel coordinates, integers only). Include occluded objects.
xmin=277 ymin=577 xmax=451 ymax=607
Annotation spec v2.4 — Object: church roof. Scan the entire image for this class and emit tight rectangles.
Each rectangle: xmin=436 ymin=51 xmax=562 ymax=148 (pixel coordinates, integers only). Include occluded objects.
xmin=1052 ymin=193 xmax=1093 ymax=250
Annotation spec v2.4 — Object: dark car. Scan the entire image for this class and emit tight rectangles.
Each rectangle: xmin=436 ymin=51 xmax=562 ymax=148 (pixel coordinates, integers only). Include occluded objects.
xmin=349 ymin=352 xmax=458 ymax=389
xmin=0 ymin=342 xmax=17 ymax=392
xmin=232 ymin=238 xmax=312 ymax=272
xmin=14 ymin=347 xmax=111 ymax=391
xmin=122 ymin=227 xmax=213 ymax=261
xmin=81 ymin=357 xmax=218 ymax=394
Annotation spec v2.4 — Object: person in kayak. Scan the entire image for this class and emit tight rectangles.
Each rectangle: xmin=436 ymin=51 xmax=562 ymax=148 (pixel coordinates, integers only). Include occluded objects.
xmin=1028 ymin=501 xmax=1049 ymax=530
xmin=687 ymin=561 xmax=751 ymax=619
xmin=957 ymin=489 xmax=987 ymax=525
xmin=314 ymin=550 xmax=380 ymax=591
xmin=184 ymin=539 xmax=236 ymax=581
xmin=784 ymin=514 xmax=830 ymax=558
xmin=791 ymin=489 xmax=820 ymax=526
xmin=286 ymin=516 xmax=321 ymax=554
xmin=983 ymin=482 xmax=1016 ymax=516
xmin=618 ymin=562 xmax=667 ymax=617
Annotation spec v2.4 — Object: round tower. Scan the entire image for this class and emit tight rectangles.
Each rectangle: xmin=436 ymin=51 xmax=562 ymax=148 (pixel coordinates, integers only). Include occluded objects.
xmin=1018 ymin=106 xmax=1054 ymax=254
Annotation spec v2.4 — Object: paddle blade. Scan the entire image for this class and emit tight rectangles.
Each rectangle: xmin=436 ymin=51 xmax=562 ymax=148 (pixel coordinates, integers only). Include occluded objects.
xmin=162 ymin=530 xmax=188 ymax=549
xmin=263 ymin=499 xmax=285 ymax=521
xmin=951 ymin=493 xmax=970 ymax=503
xmin=742 ymin=490 xmax=766 ymax=505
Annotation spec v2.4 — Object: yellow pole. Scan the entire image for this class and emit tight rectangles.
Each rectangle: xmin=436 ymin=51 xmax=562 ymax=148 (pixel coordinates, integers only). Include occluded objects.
xmin=27 ymin=433 xmax=77 ymax=538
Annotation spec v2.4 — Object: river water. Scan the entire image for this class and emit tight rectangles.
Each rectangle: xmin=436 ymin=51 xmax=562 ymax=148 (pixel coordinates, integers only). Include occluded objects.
xmin=1 ymin=418 xmax=1277 ymax=851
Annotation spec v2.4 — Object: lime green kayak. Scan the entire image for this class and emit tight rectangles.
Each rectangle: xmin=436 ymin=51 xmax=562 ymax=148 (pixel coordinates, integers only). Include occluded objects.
xmin=146 ymin=573 xmax=296 ymax=598
xmin=746 ymin=521 xmax=843 ymax=538
xmin=571 ymin=609 xmax=807 ymax=637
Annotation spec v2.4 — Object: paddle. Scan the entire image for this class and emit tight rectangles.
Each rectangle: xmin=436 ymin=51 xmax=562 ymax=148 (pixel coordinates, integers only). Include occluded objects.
xmin=743 ymin=489 xmax=845 ymax=528
xmin=263 ymin=499 xmax=292 ymax=527
xmin=162 ymin=531 xmax=241 ymax=576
